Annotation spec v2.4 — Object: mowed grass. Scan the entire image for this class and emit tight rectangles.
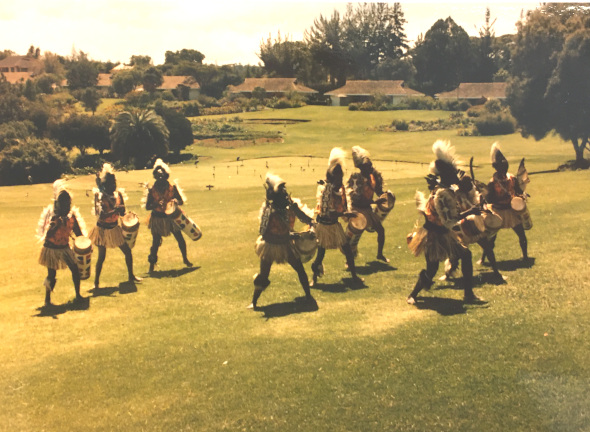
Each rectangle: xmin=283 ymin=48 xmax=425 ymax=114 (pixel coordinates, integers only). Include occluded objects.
xmin=0 ymin=106 xmax=589 ymax=431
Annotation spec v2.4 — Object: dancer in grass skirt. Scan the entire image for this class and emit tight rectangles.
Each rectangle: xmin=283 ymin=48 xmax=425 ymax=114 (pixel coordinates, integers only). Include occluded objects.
xmin=89 ymin=163 xmax=141 ymax=288
xmin=310 ymin=147 xmax=363 ymax=286
xmin=249 ymin=173 xmax=315 ymax=310
xmin=144 ymin=159 xmax=192 ymax=273
xmin=346 ymin=146 xmax=390 ymax=263
xmin=37 ymin=180 xmax=87 ymax=305
xmin=406 ymin=141 xmax=482 ymax=305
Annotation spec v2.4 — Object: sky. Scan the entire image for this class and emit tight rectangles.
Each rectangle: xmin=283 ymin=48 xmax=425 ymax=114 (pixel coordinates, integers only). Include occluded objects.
xmin=0 ymin=1 xmax=540 ymax=66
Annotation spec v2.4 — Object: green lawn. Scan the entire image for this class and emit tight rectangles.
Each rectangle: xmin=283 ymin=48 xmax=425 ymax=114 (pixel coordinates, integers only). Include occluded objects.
xmin=0 ymin=106 xmax=588 ymax=431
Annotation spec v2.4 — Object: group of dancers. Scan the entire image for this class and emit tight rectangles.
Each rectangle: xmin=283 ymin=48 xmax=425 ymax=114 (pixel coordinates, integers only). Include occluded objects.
xmin=249 ymin=141 xmax=531 ymax=309
xmin=37 ymin=140 xmax=531 ymax=309
xmin=37 ymin=160 xmax=197 ymax=306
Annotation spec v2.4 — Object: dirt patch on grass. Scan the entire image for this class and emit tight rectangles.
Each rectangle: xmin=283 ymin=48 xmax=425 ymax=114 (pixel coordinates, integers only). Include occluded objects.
xmin=195 ymin=137 xmax=284 ymax=148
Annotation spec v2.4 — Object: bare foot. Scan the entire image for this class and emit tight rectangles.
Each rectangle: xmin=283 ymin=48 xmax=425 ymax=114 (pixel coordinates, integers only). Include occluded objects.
xmin=406 ymin=296 xmax=416 ymax=305
xmin=377 ymin=254 xmax=390 ymax=263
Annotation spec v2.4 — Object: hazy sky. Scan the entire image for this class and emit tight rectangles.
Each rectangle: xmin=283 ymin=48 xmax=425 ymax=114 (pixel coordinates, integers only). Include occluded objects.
xmin=0 ymin=1 xmax=539 ymax=66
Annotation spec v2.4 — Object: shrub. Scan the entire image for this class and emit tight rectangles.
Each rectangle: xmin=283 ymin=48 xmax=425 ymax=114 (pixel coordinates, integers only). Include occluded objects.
xmin=0 ymin=138 xmax=71 ymax=185
xmin=392 ymin=119 xmax=409 ymax=131
xmin=0 ymin=120 xmax=36 ymax=151
xmin=474 ymin=113 xmax=516 ymax=135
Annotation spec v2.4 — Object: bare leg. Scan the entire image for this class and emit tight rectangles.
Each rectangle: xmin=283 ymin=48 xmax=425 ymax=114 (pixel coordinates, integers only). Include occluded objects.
xmin=120 ymin=242 xmax=141 ymax=283
xmin=513 ymin=224 xmax=528 ymax=260
xmin=148 ymin=233 xmax=162 ymax=272
xmin=45 ymin=268 xmax=57 ymax=305
xmin=375 ymin=222 xmax=389 ymax=263
xmin=172 ymin=230 xmax=191 ymax=266
xmin=94 ymin=246 xmax=107 ymax=289
xmin=249 ymin=259 xmax=272 ymax=309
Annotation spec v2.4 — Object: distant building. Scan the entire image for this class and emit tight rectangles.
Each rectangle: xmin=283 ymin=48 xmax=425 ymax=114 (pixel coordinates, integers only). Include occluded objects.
xmin=156 ymin=75 xmax=201 ymax=100
xmin=325 ymin=80 xmax=424 ymax=106
xmin=435 ymin=82 xmax=508 ymax=104
xmin=228 ymin=78 xmax=318 ymax=98
xmin=0 ymin=55 xmax=43 ymax=84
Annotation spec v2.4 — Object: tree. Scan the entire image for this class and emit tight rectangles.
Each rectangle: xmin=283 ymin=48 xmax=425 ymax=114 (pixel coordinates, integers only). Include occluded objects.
xmin=305 ymin=10 xmax=349 ymax=87
xmin=153 ymin=103 xmax=193 ymax=155
xmin=0 ymin=120 xmax=36 ymax=151
xmin=111 ymin=69 xmax=142 ymax=96
xmin=411 ymin=17 xmax=474 ymax=96
xmin=65 ymin=51 xmax=98 ymax=90
xmin=74 ymin=87 xmax=102 ymax=114
xmin=41 ymin=51 xmax=66 ymax=78
xmin=142 ymin=66 xmax=163 ymax=92
xmin=471 ymin=8 xmax=499 ymax=82
xmin=164 ymin=49 xmax=205 ymax=65
xmin=110 ymin=109 xmax=169 ymax=168
xmin=507 ymin=4 xmax=590 ymax=166
xmin=50 ymin=114 xmax=110 ymax=155
xmin=129 ymin=55 xmax=152 ymax=68
xmin=342 ymin=3 xmax=408 ymax=79
xmin=258 ymin=33 xmax=312 ymax=81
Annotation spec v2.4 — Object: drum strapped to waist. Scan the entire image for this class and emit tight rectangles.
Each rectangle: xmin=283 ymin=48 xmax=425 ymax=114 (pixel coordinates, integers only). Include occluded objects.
xmin=293 ymin=230 xmax=317 ymax=263
xmin=73 ymin=236 xmax=93 ymax=280
xmin=459 ymin=214 xmax=485 ymax=243
xmin=482 ymin=210 xmax=503 ymax=231
xmin=169 ymin=203 xmax=202 ymax=241
xmin=344 ymin=212 xmax=367 ymax=254
xmin=511 ymin=196 xmax=533 ymax=230
xmin=121 ymin=212 xmax=140 ymax=249
xmin=366 ymin=191 xmax=395 ymax=233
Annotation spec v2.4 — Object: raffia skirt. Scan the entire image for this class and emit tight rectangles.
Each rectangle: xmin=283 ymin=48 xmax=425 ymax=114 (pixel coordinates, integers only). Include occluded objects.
xmin=407 ymin=223 xmax=463 ymax=263
xmin=39 ymin=246 xmax=76 ymax=270
xmin=89 ymin=225 xmax=125 ymax=248
xmin=491 ymin=206 xmax=521 ymax=229
xmin=315 ymin=222 xmax=347 ymax=249
xmin=148 ymin=215 xmax=180 ymax=237
xmin=255 ymin=236 xmax=300 ymax=264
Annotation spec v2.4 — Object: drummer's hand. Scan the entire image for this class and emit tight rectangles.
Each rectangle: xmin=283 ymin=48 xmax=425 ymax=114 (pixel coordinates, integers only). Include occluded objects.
xmin=343 ymin=212 xmax=357 ymax=218
xmin=375 ymin=197 xmax=387 ymax=205
xmin=115 ymin=206 xmax=125 ymax=216
xmin=290 ymin=232 xmax=301 ymax=239
xmin=158 ymin=200 xmax=164 ymax=207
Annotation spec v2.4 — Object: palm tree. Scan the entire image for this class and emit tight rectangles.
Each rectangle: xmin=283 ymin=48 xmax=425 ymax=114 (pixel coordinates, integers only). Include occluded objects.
xmin=110 ymin=109 xmax=169 ymax=168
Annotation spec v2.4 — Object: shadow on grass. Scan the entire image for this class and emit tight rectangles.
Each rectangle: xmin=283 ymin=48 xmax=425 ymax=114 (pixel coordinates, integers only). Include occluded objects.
xmin=33 ymin=296 xmax=90 ymax=318
xmin=475 ymin=271 xmax=509 ymax=286
xmin=148 ymin=266 xmax=200 ymax=279
xmin=257 ymin=296 xmax=319 ymax=319
xmin=355 ymin=260 xmax=397 ymax=276
xmin=311 ymin=277 xmax=367 ymax=293
xmin=413 ymin=296 xmax=467 ymax=316
xmin=479 ymin=257 xmax=536 ymax=271
xmin=88 ymin=280 xmax=138 ymax=298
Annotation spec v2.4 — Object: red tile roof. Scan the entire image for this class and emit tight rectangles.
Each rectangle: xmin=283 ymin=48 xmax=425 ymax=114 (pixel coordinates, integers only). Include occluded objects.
xmin=436 ymin=82 xmax=507 ymax=99
xmin=1 ymin=71 xmax=33 ymax=84
xmin=325 ymin=80 xmax=423 ymax=96
xmin=228 ymin=78 xmax=317 ymax=94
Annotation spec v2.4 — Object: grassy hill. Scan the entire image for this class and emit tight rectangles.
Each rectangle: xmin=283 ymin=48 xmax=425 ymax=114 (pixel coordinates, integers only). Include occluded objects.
xmin=0 ymin=106 xmax=588 ymax=431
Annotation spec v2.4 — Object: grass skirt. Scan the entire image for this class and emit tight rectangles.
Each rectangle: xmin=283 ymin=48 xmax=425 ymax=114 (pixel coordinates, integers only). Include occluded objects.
xmin=89 ymin=225 xmax=125 ymax=248
xmin=148 ymin=215 xmax=180 ymax=237
xmin=39 ymin=247 xmax=76 ymax=270
xmin=315 ymin=222 xmax=347 ymax=249
xmin=491 ymin=206 xmax=521 ymax=229
xmin=408 ymin=224 xmax=462 ymax=262
xmin=255 ymin=236 xmax=300 ymax=264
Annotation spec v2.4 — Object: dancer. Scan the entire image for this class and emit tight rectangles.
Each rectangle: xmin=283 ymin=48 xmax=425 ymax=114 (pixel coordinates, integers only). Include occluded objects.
xmin=144 ymin=159 xmax=192 ymax=273
xmin=481 ymin=143 xmax=530 ymax=263
xmin=310 ymin=148 xmax=363 ymax=286
xmin=346 ymin=146 xmax=390 ymax=262
xmin=37 ymin=180 xmax=87 ymax=305
xmin=89 ymin=163 xmax=141 ymax=288
xmin=443 ymin=171 xmax=504 ymax=281
xmin=406 ymin=141 xmax=482 ymax=305
xmin=248 ymin=173 xmax=315 ymax=310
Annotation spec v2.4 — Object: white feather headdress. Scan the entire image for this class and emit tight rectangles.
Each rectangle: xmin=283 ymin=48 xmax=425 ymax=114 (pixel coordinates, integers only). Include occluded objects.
xmin=153 ymin=158 xmax=171 ymax=175
xmin=327 ymin=147 xmax=346 ymax=173
xmin=351 ymin=146 xmax=371 ymax=168
xmin=429 ymin=140 xmax=461 ymax=176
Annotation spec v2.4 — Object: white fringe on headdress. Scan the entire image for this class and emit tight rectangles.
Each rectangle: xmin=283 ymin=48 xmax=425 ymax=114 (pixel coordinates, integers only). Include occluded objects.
xmin=328 ymin=147 xmax=346 ymax=173
xmin=415 ymin=190 xmax=427 ymax=213
xmin=265 ymin=172 xmax=285 ymax=192
xmin=429 ymin=140 xmax=460 ymax=175
xmin=53 ymin=179 xmax=68 ymax=201
xmin=352 ymin=146 xmax=371 ymax=168
xmin=36 ymin=205 xmax=54 ymax=241
xmin=490 ymin=142 xmax=507 ymax=164
xmin=291 ymin=197 xmax=314 ymax=219
xmin=92 ymin=188 xmax=128 ymax=216
xmin=99 ymin=163 xmax=115 ymax=183
xmin=153 ymin=158 xmax=171 ymax=174
xmin=141 ymin=183 xmax=150 ymax=210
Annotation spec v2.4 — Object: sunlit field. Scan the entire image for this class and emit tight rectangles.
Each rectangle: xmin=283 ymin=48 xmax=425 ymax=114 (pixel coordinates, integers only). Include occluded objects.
xmin=0 ymin=106 xmax=588 ymax=431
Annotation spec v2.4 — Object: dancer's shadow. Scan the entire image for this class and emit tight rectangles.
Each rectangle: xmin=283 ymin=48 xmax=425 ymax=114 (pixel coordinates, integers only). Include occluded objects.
xmin=356 ymin=260 xmax=397 ymax=276
xmin=257 ymin=296 xmax=319 ymax=319
xmin=482 ymin=257 xmax=535 ymax=271
xmin=475 ymin=271 xmax=508 ymax=286
xmin=148 ymin=266 xmax=200 ymax=279
xmin=88 ymin=281 xmax=138 ymax=298
xmin=33 ymin=296 xmax=90 ymax=318
xmin=312 ymin=277 xmax=367 ymax=293
xmin=413 ymin=296 xmax=468 ymax=316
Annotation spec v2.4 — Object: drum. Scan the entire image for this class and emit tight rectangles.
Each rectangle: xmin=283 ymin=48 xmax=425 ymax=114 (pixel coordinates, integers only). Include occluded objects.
xmin=511 ymin=196 xmax=532 ymax=230
xmin=459 ymin=214 xmax=485 ymax=243
xmin=73 ymin=236 xmax=93 ymax=280
xmin=482 ymin=210 xmax=503 ymax=231
xmin=293 ymin=230 xmax=318 ymax=263
xmin=121 ymin=212 xmax=140 ymax=249
xmin=344 ymin=212 xmax=367 ymax=255
xmin=171 ymin=207 xmax=202 ymax=241
xmin=366 ymin=191 xmax=396 ymax=233
xmin=165 ymin=201 xmax=182 ymax=219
